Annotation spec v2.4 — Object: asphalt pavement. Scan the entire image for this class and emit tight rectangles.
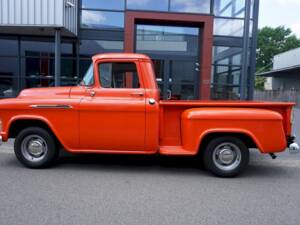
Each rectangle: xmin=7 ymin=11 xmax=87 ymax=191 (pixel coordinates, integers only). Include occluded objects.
xmin=0 ymin=109 xmax=300 ymax=225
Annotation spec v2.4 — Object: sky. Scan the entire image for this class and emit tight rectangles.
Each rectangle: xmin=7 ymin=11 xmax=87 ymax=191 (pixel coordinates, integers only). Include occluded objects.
xmin=259 ymin=0 xmax=300 ymax=37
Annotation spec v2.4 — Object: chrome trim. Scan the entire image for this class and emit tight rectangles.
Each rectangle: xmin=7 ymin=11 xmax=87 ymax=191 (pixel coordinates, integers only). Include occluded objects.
xmin=0 ymin=135 xmax=2 ymax=145
xmin=30 ymin=105 xmax=73 ymax=109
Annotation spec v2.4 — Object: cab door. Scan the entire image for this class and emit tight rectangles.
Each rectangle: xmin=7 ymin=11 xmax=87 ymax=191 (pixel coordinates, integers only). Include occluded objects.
xmin=79 ymin=60 xmax=146 ymax=151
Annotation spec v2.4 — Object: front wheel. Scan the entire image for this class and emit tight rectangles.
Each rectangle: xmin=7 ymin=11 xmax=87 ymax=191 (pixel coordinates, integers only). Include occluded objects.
xmin=14 ymin=127 xmax=59 ymax=168
xmin=203 ymin=136 xmax=249 ymax=177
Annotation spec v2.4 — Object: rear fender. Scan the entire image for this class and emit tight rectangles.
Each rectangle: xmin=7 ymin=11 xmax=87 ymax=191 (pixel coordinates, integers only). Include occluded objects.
xmin=181 ymin=108 xmax=287 ymax=154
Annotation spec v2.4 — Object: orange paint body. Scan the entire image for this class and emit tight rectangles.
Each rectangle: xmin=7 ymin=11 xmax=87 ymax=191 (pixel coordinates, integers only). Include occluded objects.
xmin=0 ymin=54 xmax=295 ymax=155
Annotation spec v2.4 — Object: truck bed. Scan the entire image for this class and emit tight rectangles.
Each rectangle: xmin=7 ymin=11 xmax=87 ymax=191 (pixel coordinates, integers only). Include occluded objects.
xmin=159 ymin=100 xmax=295 ymax=148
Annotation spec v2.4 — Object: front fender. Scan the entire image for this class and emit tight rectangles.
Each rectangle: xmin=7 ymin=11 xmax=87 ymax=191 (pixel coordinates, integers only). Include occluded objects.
xmin=3 ymin=113 xmax=78 ymax=151
xmin=181 ymin=108 xmax=287 ymax=154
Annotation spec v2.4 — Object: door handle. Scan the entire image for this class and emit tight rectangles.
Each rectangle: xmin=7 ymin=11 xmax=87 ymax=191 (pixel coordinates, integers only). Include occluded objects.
xmin=130 ymin=92 xmax=144 ymax=97
xmin=148 ymin=98 xmax=156 ymax=105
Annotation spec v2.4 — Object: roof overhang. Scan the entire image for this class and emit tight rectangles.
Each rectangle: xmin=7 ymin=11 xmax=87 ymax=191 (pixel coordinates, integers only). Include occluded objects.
xmin=0 ymin=26 xmax=76 ymax=37
xmin=256 ymin=65 xmax=300 ymax=77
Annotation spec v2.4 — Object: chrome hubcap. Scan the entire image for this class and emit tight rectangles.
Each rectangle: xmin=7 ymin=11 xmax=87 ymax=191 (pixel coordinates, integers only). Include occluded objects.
xmin=28 ymin=140 xmax=44 ymax=156
xmin=218 ymin=148 xmax=235 ymax=165
xmin=213 ymin=142 xmax=241 ymax=171
xmin=21 ymin=135 xmax=48 ymax=162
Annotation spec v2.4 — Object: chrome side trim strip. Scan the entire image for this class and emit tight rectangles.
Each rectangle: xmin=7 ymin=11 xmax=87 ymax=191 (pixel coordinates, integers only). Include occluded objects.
xmin=30 ymin=105 xmax=73 ymax=109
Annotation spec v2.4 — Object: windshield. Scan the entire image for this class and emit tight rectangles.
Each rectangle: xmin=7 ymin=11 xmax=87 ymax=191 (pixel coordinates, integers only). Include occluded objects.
xmin=81 ymin=64 xmax=94 ymax=86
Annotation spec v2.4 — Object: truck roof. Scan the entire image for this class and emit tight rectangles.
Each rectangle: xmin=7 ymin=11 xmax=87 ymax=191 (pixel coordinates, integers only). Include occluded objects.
xmin=92 ymin=53 xmax=151 ymax=61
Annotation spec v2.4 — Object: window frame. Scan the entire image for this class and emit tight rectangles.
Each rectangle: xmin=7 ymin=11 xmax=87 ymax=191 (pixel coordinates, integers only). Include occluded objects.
xmin=95 ymin=59 xmax=145 ymax=89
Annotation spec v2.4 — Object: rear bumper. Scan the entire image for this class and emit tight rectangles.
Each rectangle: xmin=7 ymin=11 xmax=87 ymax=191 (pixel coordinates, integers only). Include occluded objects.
xmin=288 ymin=135 xmax=300 ymax=153
xmin=289 ymin=142 xmax=299 ymax=151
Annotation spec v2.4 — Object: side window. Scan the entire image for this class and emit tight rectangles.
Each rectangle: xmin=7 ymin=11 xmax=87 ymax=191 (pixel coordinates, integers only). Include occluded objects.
xmin=98 ymin=62 xmax=140 ymax=88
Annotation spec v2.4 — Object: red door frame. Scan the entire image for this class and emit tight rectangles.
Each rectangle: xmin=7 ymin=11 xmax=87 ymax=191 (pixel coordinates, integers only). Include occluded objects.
xmin=124 ymin=11 xmax=213 ymax=100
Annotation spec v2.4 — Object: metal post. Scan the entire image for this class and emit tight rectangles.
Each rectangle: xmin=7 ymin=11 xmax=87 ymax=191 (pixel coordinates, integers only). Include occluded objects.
xmin=248 ymin=0 xmax=260 ymax=100
xmin=240 ymin=0 xmax=251 ymax=100
xmin=17 ymin=36 xmax=21 ymax=95
xmin=210 ymin=0 xmax=215 ymax=15
xmin=55 ymin=28 xmax=61 ymax=87
xmin=76 ymin=39 xmax=80 ymax=83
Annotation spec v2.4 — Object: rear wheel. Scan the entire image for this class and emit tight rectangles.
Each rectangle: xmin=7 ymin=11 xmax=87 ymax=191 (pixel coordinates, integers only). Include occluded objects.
xmin=203 ymin=136 xmax=249 ymax=177
xmin=14 ymin=127 xmax=59 ymax=168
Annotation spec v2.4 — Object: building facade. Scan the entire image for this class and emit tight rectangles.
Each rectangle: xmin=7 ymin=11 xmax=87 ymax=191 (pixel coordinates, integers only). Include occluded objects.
xmin=0 ymin=0 xmax=259 ymax=100
xmin=259 ymin=47 xmax=300 ymax=90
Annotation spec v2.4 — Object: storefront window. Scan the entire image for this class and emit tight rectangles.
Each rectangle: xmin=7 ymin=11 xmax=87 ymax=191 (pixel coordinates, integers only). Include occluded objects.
xmin=0 ymin=77 xmax=18 ymax=97
xmin=0 ymin=57 xmax=19 ymax=97
xmin=82 ymin=0 xmax=125 ymax=10
xmin=213 ymin=46 xmax=242 ymax=65
xmin=81 ymin=10 xmax=124 ymax=30
xmin=211 ymin=85 xmax=240 ymax=100
xmin=0 ymin=38 xmax=18 ymax=56
xmin=80 ymin=40 xmax=123 ymax=57
xmin=214 ymin=18 xmax=244 ymax=37
xmin=79 ymin=59 xmax=92 ymax=79
xmin=214 ymin=0 xmax=245 ymax=18
xmin=0 ymin=57 xmax=18 ymax=77
xmin=136 ymin=24 xmax=199 ymax=56
xmin=170 ymin=0 xmax=210 ymax=14
xmin=127 ymin=0 xmax=168 ymax=11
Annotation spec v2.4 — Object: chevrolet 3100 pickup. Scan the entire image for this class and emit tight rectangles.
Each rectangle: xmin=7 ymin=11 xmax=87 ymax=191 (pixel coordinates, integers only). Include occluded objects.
xmin=0 ymin=53 xmax=299 ymax=177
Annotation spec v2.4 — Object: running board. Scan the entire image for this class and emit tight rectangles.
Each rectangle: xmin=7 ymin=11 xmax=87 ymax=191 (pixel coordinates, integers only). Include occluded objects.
xmin=159 ymin=146 xmax=196 ymax=156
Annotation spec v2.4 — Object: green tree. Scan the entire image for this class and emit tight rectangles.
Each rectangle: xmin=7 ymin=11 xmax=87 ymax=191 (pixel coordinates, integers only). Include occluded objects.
xmin=256 ymin=26 xmax=300 ymax=73
xmin=255 ymin=76 xmax=266 ymax=91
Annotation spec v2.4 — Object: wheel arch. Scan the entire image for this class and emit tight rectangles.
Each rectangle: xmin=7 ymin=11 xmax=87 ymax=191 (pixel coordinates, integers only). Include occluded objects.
xmin=7 ymin=116 xmax=63 ymax=147
xmin=197 ymin=129 xmax=262 ymax=154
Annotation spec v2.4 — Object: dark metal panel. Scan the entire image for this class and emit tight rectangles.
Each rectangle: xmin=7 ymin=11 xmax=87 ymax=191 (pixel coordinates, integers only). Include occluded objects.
xmin=248 ymin=0 xmax=260 ymax=100
xmin=55 ymin=29 xmax=61 ymax=86
xmin=213 ymin=36 xmax=243 ymax=47
xmin=80 ymin=29 xmax=124 ymax=41
xmin=240 ymin=0 xmax=251 ymax=100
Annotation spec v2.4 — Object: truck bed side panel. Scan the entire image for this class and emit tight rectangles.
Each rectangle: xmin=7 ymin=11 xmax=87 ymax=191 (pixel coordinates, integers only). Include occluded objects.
xmin=181 ymin=108 xmax=286 ymax=153
xmin=159 ymin=101 xmax=293 ymax=154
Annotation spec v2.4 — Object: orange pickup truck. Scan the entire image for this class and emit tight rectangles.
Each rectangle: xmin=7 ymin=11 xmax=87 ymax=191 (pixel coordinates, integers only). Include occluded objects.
xmin=0 ymin=53 xmax=299 ymax=177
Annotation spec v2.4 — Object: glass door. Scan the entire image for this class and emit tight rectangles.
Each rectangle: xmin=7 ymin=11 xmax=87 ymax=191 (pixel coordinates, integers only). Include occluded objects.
xmin=135 ymin=24 xmax=201 ymax=100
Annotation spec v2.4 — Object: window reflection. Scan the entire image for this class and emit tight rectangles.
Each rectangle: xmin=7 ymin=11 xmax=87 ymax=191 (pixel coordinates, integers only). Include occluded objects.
xmin=213 ymin=46 xmax=242 ymax=65
xmin=127 ymin=0 xmax=168 ymax=11
xmin=82 ymin=0 xmax=125 ymax=10
xmin=81 ymin=10 xmax=124 ymax=30
xmin=211 ymin=85 xmax=240 ymax=100
xmin=214 ymin=18 xmax=244 ymax=36
xmin=136 ymin=24 xmax=199 ymax=56
xmin=0 ymin=57 xmax=18 ymax=77
xmin=0 ymin=77 xmax=18 ymax=97
xmin=214 ymin=0 xmax=245 ymax=18
xmin=170 ymin=0 xmax=210 ymax=14
xmin=0 ymin=57 xmax=19 ymax=97
xmin=0 ymin=38 xmax=18 ymax=56
xmin=80 ymin=40 xmax=123 ymax=57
